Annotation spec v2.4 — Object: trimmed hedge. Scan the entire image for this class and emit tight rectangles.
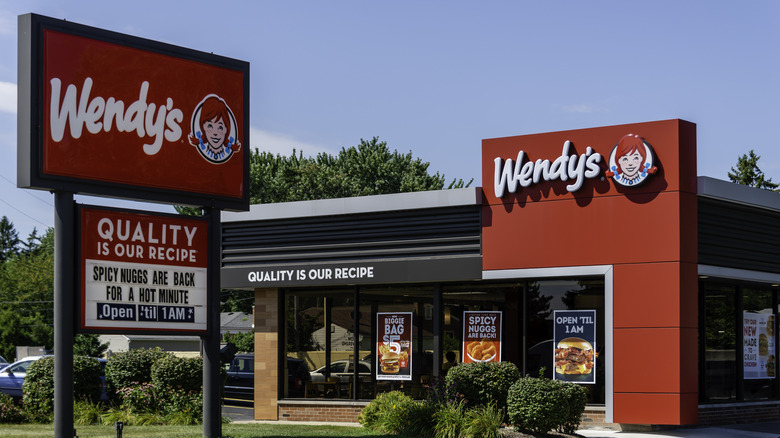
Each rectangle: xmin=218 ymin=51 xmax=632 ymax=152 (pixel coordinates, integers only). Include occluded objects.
xmin=151 ymin=355 xmax=203 ymax=393
xmin=22 ymin=356 xmax=103 ymax=421
xmin=507 ymin=376 xmax=587 ymax=435
xmin=104 ymin=348 xmax=172 ymax=399
xmin=444 ymin=361 xmax=520 ymax=413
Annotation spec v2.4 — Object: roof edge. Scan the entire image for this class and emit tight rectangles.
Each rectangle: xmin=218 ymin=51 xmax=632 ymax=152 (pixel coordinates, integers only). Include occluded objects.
xmin=698 ymin=176 xmax=780 ymax=211
xmin=222 ymin=187 xmax=483 ymax=222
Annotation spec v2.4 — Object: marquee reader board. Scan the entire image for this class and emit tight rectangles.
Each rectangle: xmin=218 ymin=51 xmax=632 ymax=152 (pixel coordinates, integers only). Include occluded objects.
xmin=18 ymin=13 xmax=250 ymax=211
xmin=78 ymin=206 xmax=209 ymax=334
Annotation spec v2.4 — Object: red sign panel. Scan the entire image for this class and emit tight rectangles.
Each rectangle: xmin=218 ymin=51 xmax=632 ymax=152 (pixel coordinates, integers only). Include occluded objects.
xmin=79 ymin=206 xmax=209 ymax=334
xmin=18 ymin=14 xmax=249 ymax=210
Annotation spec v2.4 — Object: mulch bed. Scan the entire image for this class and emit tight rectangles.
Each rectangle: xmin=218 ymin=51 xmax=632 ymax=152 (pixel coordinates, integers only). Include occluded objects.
xmin=499 ymin=428 xmax=586 ymax=438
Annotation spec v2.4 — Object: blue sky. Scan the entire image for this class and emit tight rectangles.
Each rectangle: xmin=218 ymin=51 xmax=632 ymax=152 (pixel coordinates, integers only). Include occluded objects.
xmin=1 ymin=1 xmax=779 ymax=238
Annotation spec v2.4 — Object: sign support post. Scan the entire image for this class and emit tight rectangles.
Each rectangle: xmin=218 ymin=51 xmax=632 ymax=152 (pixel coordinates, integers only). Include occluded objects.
xmin=203 ymin=209 xmax=221 ymax=437
xmin=54 ymin=191 xmax=75 ymax=438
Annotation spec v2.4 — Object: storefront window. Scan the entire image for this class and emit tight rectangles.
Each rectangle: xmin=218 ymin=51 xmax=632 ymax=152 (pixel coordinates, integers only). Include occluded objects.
xmin=524 ymin=279 xmax=605 ymax=405
xmin=282 ymin=278 xmax=604 ymax=403
xmin=743 ymin=287 xmax=774 ymax=401
xmin=700 ymin=280 xmax=778 ymax=403
xmin=361 ymin=286 xmax=434 ymax=400
xmin=701 ymin=283 xmax=737 ymax=402
xmin=442 ymin=283 xmax=515 ymax=370
xmin=284 ymin=289 xmax=355 ymax=399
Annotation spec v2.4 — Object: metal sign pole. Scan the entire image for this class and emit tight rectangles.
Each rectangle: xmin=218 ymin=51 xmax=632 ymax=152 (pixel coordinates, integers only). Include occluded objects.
xmin=203 ymin=208 xmax=222 ymax=437
xmin=54 ymin=191 xmax=75 ymax=438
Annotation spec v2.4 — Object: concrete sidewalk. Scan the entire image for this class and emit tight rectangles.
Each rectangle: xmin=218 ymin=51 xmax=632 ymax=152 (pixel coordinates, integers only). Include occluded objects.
xmin=578 ymin=421 xmax=780 ymax=438
xmin=238 ymin=420 xmax=780 ymax=437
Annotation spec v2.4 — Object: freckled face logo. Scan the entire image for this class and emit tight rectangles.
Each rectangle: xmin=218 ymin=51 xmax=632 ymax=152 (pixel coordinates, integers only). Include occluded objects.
xmin=606 ymin=134 xmax=657 ymax=187
xmin=188 ymin=95 xmax=241 ymax=164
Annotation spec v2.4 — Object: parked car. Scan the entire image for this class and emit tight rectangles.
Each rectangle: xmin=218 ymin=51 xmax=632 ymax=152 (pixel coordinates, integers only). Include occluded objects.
xmin=309 ymin=359 xmax=372 ymax=383
xmin=0 ymin=355 xmax=8 ymax=367
xmin=0 ymin=356 xmax=48 ymax=398
xmin=0 ymin=355 xmax=107 ymax=400
xmin=224 ymin=353 xmax=312 ymax=400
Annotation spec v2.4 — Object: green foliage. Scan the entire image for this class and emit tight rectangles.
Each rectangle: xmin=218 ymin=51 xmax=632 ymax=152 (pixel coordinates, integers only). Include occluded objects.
xmin=159 ymin=389 xmax=203 ymax=424
xmin=0 ymin=216 xmax=21 ymax=263
xmin=249 ymin=137 xmax=469 ymax=205
xmin=21 ymin=357 xmax=54 ymax=421
xmin=357 ymin=390 xmax=419 ymax=435
xmin=223 ymin=331 xmax=254 ymax=353
xmin=0 ymin=393 xmax=27 ymax=423
xmin=728 ymin=149 xmax=779 ymax=191
xmin=104 ymin=348 xmax=173 ymax=399
xmin=21 ymin=356 xmax=103 ymax=421
xmin=74 ymin=399 xmax=106 ymax=425
xmin=116 ymin=382 xmax=157 ymax=414
xmin=221 ymin=289 xmax=254 ymax=313
xmin=433 ymin=400 xmax=468 ymax=438
xmin=462 ymin=403 xmax=504 ymax=438
xmin=73 ymin=334 xmax=110 ymax=358
xmin=444 ymin=361 xmax=520 ymax=413
xmin=0 ymin=227 xmax=55 ymax=361
xmin=506 ymin=376 xmax=587 ymax=435
xmin=151 ymin=355 xmax=203 ymax=393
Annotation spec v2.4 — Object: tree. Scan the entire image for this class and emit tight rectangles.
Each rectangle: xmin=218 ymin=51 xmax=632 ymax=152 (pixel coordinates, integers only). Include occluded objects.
xmin=728 ymin=150 xmax=779 ymax=191
xmin=248 ymin=136 xmax=471 ymax=204
xmin=176 ymin=137 xmax=471 ymax=214
xmin=73 ymin=334 xmax=110 ymax=358
xmin=0 ymin=228 xmax=55 ymax=359
xmin=0 ymin=216 xmax=21 ymax=263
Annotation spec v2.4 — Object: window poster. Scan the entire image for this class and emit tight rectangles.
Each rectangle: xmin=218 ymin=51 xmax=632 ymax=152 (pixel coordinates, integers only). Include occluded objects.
xmin=744 ymin=312 xmax=776 ymax=379
xmin=553 ymin=310 xmax=597 ymax=384
xmin=376 ymin=312 xmax=412 ymax=381
xmin=462 ymin=311 xmax=502 ymax=363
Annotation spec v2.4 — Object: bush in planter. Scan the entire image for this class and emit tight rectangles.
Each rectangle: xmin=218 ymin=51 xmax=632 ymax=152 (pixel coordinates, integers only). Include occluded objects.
xmin=444 ymin=361 xmax=520 ymax=412
xmin=507 ymin=376 xmax=587 ymax=435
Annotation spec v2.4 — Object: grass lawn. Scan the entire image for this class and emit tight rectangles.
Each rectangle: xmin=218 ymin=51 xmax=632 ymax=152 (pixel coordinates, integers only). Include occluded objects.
xmin=0 ymin=423 xmax=400 ymax=438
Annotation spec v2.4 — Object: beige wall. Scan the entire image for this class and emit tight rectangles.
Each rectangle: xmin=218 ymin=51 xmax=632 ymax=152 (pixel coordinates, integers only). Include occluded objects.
xmin=253 ymin=288 xmax=279 ymax=420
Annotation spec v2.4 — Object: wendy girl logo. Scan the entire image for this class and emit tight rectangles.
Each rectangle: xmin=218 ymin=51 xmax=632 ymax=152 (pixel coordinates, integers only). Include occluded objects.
xmin=605 ymin=134 xmax=657 ymax=187
xmin=188 ymin=95 xmax=241 ymax=164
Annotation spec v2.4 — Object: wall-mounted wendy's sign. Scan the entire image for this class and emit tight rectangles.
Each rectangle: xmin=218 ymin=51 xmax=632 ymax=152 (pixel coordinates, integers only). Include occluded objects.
xmin=490 ymin=132 xmax=660 ymax=199
xmin=18 ymin=14 xmax=249 ymax=210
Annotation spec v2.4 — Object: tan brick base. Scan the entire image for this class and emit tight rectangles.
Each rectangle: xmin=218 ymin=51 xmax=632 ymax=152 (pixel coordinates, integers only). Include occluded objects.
xmin=278 ymin=401 xmax=368 ymax=423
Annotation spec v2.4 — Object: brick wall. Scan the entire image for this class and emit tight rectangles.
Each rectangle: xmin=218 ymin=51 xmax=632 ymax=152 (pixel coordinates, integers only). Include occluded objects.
xmin=278 ymin=402 xmax=368 ymax=423
xmin=253 ymin=288 xmax=279 ymax=421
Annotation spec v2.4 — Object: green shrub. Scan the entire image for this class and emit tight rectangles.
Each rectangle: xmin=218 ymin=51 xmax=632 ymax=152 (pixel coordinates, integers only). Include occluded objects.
xmin=507 ymin=377 xmax=587 ymax=435
xmin=445 ymin=361 xmax=520 ymax=413
xmin=22 ymin=356 xmax=103 ymax=421
xmin=117 ymin=382 xmax=157 ymax=414
xmin=433 ymin=400 xmax=468 ymax=438
xmin=151 ymin=355 xmax=203 ymax=393
xmin=160 ymin=388 xmax=203 ymax=423
xmin=462 ymin=402 xmax=503 ymax=438
xmin=105 ymin=348 xmax=172 ymax=400
xmin=74 ymin=398 xmax=107 ymax=425
xmin=358 ymin=390 xmax=418 ymax=435
xmin=0 ymin=393 xmax=27 ymax=423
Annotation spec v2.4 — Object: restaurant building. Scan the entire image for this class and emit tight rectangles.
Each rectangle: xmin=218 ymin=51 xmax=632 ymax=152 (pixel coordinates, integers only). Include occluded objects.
xmin=221 ymin=119 xmax=779 ymax=427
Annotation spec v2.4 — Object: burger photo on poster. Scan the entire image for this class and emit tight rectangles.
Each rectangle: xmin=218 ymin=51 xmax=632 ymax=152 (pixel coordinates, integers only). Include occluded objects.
xmin=554 ymin=337 xmax=597 ymax=376
xmin=380 ymin=351 xmax=400 ymax=374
